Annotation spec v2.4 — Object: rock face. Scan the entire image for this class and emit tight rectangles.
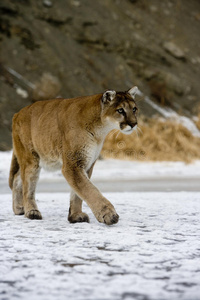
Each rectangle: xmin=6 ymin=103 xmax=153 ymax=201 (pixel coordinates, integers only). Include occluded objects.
xmin=0 ymin=0 xmax=200 ymax=150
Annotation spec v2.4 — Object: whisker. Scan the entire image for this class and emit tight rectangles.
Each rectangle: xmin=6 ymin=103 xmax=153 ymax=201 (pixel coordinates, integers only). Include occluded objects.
xmin=115 ymin=130 xmax=121 ymax=140
xmin=137 ymin=127 xmax=143 ymax=135
xmin=135 ymin=127 xmax=139 ymax=137
xmin=107 ymin=129 xmax=118 ymax=138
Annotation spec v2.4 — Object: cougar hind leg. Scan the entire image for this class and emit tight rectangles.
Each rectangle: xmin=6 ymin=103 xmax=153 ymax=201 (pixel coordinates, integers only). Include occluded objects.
xmin=9 ymin=151 xmax=24 ymax=215
xmin=68 ymin=190 xmax=90 ymax=223
xmin=20 ymin=154 xmax=42 ymax=220
xmin=68 ymin=162 xmax=95 ymax=223
xmin=12 ymin=169 xmax=24 ymax=215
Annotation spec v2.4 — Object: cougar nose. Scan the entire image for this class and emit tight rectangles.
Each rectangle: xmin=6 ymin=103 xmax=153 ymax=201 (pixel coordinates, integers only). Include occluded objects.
xmin=129 ymin=122 xmax=137 ymax=128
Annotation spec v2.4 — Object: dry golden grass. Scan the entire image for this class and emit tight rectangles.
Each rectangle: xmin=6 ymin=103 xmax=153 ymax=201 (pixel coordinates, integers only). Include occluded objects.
xmin=102 ymin=117 xmax=200 ymax=162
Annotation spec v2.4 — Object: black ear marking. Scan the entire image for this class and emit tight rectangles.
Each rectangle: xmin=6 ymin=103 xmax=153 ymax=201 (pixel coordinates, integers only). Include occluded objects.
xmin=102 ymin=90 xmax=116 ymax=104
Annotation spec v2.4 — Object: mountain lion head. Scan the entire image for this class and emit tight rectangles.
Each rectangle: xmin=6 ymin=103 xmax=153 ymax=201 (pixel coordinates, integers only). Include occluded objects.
xmin=101 ymin=86 xmax=138 ymax=135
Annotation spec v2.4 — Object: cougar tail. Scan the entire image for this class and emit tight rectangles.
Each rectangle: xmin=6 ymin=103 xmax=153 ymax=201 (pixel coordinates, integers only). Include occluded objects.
xmin=9 ymin=152 xmax=19 ymax=189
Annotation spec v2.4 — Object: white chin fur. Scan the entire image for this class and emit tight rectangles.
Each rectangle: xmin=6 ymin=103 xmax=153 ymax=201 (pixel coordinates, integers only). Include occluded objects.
xmin=121 ymin=129 xmax=133 ymax=135
xmin=121 ymin=125 xmax=137 ymax=135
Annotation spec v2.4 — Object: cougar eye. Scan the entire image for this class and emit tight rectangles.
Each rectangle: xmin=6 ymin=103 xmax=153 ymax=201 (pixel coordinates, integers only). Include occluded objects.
xmin=117 ymin=108 xmax=124 ymax=114
xmin=133 ymin=107 xmax=137 ymax=113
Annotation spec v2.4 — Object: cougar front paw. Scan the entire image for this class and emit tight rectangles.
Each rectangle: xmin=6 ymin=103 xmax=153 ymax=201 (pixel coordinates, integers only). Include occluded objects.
xmin=68 ymin=212 xmax=90 ymax=223
xmin=25 ymin=210 xmax=42 ymax=220
xmin=97 ymin=206 xmax=119 ymax=225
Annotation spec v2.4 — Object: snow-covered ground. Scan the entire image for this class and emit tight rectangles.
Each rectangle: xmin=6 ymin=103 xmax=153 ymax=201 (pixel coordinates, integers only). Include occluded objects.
xmin=1 ymin=192 xmax=200 ymax=300
xmin=1 ymin=151 xmax=200 ymax=299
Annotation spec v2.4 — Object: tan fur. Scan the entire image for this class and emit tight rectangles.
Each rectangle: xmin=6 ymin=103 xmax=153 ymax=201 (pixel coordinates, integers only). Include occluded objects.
xmin=9 ymin=87 xmax=138 ymax=225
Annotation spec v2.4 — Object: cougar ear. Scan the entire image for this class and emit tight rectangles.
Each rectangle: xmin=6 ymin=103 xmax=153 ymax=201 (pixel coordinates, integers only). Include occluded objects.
xmin=102 ymin=90 xmax=116 ymax=104
xmin=128 ymin=86 xmax=138 ymax=99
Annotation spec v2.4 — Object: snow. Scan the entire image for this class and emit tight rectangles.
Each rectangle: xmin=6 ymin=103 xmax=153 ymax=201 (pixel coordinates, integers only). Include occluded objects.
xmin=1 ymin=151 xmax=200 ymax=183
xmin=1 ymin=192 xmax=200 ymax=300
xmin=138 ymin=89 xmax=200 ymax=138
xmin=1 ymin=151 xmax=200 ymax=299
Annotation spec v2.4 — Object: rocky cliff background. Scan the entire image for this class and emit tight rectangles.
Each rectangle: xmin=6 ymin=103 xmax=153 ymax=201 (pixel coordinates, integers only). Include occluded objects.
xmin=0 ymin=0 xmax=200 ymax=160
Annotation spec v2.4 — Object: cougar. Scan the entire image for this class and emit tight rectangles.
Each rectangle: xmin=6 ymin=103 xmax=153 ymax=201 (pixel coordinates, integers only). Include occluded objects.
xmin=9 ymin=86 xmax=138 ymax=225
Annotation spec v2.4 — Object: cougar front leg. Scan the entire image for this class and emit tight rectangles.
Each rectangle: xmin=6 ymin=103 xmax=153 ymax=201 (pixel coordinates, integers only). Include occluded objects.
xmin=62 ymin=162 xmax=119 ymax=225
xmin=68 ymin=164 xmax=95 ymax=223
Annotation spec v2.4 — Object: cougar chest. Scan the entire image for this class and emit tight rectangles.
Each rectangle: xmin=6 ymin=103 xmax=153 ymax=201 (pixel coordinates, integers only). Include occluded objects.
xmin=85 ymin=141 xmax=103 ymax=171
